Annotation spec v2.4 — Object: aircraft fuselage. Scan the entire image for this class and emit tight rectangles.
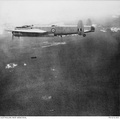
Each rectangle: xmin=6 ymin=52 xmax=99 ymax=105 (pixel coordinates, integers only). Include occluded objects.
xmin=12 ymin=25 xmax=93 ymax=37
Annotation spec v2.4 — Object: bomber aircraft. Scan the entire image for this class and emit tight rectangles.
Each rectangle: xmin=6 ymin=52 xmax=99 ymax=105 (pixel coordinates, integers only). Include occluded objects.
xmin=7 ymin=20 xmax=95 ymax=39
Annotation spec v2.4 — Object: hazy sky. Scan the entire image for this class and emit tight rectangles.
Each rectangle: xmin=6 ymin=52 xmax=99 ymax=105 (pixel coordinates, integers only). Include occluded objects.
xmin=0 ymin=0 xmax=120 ymax=26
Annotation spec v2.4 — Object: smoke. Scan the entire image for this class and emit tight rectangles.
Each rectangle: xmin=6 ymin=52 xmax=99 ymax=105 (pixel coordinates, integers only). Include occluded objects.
xmin=58 ymin=32 xmax=117 ymax=84
xmin=0 ymin=31 xmax=119 ymax=115
xmin=0 ymin=25 xmax=6 ymax=35
xmin=57 ymin=31 xmax=119 ymax=115
xmin=0 ymin=29 xmax=4 ymax=35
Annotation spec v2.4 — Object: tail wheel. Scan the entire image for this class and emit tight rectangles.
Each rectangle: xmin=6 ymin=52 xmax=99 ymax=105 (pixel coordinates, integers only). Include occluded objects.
xmin=83 ymin=34 xmax=86 ymax=37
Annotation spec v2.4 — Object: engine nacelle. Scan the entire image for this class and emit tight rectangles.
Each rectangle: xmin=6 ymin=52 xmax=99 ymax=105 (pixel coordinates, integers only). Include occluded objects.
xmin=77 ymin=20 xmax=84 ymax=35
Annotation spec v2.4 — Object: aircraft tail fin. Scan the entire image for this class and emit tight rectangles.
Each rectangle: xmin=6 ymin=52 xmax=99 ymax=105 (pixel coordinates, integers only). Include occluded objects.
xmin=77 ymin=20 xmax=84 ymax=35
xmin=86 ymin=18 xmax=92 ymax=26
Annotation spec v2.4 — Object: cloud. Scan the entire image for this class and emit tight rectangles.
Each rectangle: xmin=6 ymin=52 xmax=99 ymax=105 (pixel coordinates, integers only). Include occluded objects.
xmin=0 ymin=1 xmax=120 ymax=26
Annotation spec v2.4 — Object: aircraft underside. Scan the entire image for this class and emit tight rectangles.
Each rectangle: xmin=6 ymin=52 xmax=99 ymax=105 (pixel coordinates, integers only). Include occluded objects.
xmin=12 ymin=31 xmax=79 ymax=37
xmin=12 ymin=31 xmax=48 ymax=37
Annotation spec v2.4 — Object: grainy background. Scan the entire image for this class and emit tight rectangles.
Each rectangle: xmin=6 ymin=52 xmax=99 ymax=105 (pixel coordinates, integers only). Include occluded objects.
xmin=0 ymin=30 xmax=119 ymax=116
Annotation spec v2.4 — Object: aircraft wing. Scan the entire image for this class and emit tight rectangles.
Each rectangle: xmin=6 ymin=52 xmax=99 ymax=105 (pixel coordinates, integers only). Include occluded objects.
xmin=6 ymin=29 xmax=47 ymax=34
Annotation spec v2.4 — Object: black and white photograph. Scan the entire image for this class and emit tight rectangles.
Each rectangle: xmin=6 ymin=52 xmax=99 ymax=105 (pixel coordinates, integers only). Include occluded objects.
xmin=0 ymin=0 xmax=119 ymax=116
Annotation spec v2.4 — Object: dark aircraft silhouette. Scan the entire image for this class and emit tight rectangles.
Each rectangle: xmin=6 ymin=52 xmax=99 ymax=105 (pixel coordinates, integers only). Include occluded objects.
xmin=7 ymin=20 xmax=95 ymax=39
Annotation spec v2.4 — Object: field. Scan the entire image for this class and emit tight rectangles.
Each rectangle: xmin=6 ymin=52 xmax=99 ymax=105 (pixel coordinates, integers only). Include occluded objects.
xmin=0 ymin=30 xmax=119 ymax=116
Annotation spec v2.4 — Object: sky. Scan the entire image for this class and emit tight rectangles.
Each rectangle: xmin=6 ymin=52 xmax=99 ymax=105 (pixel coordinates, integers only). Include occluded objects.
xmin=0 ymin=0 xmax=120 ymax=26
